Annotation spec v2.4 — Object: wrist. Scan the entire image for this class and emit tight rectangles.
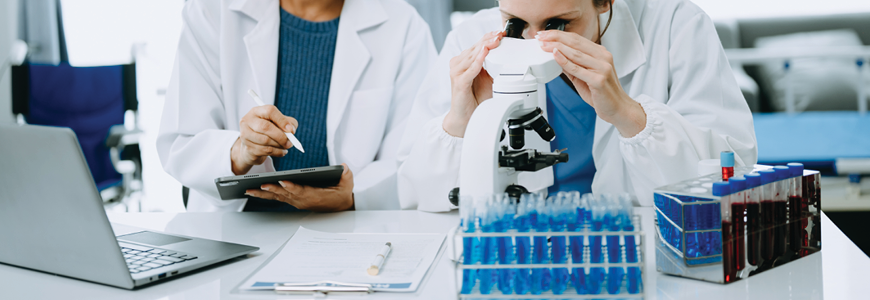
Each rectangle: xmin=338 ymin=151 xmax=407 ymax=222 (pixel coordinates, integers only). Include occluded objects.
xmin=610 ymin=96 xmax=647 ymax=138
xmin=443 ymin=109 xmax=470 ymax=138
xmin=230 ymin=138 xmax=252 ymax=175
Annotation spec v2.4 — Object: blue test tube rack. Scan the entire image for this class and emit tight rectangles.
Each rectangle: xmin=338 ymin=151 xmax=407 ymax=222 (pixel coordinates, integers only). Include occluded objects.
xmin=455 ymin=205 xmax=645 ymax=299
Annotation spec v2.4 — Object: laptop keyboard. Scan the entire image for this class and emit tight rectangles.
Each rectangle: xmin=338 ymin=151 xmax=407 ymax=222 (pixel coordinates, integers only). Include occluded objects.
xmin=120 ymin=243 xmax=198 ymax=274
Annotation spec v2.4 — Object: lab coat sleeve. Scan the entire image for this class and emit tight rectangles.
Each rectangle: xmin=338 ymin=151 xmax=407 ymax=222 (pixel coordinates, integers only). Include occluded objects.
xmin=157 ymin=0 xmax=241 ymax=207
xmin=617 ymin=11 xmax=758 ymax=205
xmin=351 ymin=11 xmax=437 ymax=210
xmin=396 ymin=30 xmax=465 ymax=212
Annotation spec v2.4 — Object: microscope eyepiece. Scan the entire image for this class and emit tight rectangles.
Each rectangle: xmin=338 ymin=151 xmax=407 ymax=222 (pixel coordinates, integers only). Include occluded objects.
xmin=504 ymin=18 xmax=527 ymax=39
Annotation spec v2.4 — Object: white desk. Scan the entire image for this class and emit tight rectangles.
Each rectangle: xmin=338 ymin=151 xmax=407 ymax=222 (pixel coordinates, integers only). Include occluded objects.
xmin=0 ymin=209 xmax=867 ymax=299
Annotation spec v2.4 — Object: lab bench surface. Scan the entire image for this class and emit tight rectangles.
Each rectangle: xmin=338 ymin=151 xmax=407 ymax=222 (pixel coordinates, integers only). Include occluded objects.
xmin=0 ymin=209 xmax=866 ymax=299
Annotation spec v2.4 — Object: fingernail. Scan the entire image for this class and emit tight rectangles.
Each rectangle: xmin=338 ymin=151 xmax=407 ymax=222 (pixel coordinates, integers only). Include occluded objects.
xmin=536 ymin=31 xmax=545 ymax=38
xmin=279 ymin=181 xmax=287 ymax=188
xmin=261 ymin=185 xmax=270 ymax=191
xmin=285 ymin=124 xmax=295 ymax=132
xmin=244 ymin=192 xmax=252 ymax=196
xmin=283 ymin=149 xmax=289 ymax=155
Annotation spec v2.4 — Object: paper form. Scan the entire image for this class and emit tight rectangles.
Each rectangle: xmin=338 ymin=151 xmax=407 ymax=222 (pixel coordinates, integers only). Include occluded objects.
xmin=240 ymin=227 xmax=445 ymax=292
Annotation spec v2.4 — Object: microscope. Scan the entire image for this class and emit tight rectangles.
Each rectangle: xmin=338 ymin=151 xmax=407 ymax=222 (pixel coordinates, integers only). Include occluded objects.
xmin=449 ymin=19 xmax=569 ymax=206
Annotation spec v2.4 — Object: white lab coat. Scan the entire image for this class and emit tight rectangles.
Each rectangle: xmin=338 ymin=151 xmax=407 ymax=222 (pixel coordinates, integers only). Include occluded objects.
xmin=157 ymin=0 xmax=436 ymax=211
xmin=396 ymin=0 xmax=758 ymax=211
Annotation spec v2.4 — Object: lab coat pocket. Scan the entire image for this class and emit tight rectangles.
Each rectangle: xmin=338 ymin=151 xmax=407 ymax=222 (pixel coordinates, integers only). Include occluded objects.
xmin=338 ymin=87 xmax=394 ymax=166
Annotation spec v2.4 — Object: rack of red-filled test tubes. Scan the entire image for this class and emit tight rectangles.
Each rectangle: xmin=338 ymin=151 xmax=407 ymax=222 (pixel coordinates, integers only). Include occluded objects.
xmin=653 ymin=164 xmax=821 ymax=284
xmin=455 ymin=192 xmax=645 ymax=299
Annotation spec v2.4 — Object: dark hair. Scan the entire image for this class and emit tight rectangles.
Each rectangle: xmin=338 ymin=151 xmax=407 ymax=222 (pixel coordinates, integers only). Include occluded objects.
xmin=593 ymin=0 xmax=614 ymax=44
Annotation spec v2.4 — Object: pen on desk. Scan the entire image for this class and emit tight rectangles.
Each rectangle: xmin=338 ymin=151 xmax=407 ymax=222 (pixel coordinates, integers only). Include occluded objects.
xmin=247 ymin=89 xmax=305 ymax=153
xmin=367 ymin=242 xmax=392 ymax=276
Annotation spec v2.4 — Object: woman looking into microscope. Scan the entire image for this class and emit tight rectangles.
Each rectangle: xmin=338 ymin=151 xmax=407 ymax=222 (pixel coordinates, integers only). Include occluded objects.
xmin=397 ymin=0 xmax=757 ymax=210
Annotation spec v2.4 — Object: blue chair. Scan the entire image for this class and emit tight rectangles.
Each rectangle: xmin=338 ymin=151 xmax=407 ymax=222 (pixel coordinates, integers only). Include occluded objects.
xmin=11 ymin=62 xmax=142 ymax=208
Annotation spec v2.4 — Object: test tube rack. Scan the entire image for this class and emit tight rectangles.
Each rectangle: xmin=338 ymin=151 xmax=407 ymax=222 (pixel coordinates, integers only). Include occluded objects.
xmin=653 ymin=166 xmax=822 ymax=284
xmin=453 ymin=215 xmax=645 ymax=299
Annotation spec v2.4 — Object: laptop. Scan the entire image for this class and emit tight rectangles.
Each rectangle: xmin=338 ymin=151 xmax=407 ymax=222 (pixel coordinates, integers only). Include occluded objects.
xmin=0 ymin=124 xmax=259 ymax=289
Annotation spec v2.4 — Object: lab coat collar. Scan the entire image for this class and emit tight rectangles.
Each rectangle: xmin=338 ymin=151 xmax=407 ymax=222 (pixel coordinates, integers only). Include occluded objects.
xmin=600 ymin=0 xmax=646 ymax=78
xmin=325 ymin=0 xmax=388 ymax=164
xmin=231 ymin=0 xmax=280 ymax=105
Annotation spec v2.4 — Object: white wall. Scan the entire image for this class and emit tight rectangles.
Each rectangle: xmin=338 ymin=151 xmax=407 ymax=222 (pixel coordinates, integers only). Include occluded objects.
xmin=0 ymin=0 xmax=18 ymax=124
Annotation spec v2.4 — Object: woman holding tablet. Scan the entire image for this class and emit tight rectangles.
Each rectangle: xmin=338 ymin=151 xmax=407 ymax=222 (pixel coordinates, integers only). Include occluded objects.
xmin=158 ymin=0 xmax=435 ymax=212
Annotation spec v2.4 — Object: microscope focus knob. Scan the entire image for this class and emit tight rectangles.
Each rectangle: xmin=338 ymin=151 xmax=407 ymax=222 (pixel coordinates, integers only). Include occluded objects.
xmin=448 ymin=187 xmax=460 ymax=206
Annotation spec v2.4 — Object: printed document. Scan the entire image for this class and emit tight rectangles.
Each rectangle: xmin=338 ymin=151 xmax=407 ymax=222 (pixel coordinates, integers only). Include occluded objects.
xmin=241 ymin=227 xmax=445 ymax=292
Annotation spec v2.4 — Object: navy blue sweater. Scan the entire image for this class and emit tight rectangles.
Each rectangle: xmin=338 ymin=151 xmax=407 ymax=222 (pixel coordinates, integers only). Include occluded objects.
xmin=244 ymin=9 xmax=339 ymax=212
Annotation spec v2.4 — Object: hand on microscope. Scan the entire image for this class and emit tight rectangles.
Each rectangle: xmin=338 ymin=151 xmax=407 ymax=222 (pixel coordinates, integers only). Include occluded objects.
xmin=537 ymin=30 xmax=647 ymax=138
xmin=443 ymin=30 xmax=505 ymax=138
xmin=231 ymin=105 xmax=299 ymax=175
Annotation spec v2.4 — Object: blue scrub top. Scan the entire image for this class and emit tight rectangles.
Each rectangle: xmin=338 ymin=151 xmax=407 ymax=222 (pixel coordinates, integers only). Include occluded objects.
xmin=545 ymin=77 xmax=597 ymax=195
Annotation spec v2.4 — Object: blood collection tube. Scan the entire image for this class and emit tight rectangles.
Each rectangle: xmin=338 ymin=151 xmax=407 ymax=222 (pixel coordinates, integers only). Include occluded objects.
xmin=713 ymin=182 xmax=735 ymax=282
xmin=729 ymin=176 xmax=747 ymax=272
xmin=773 ymin=166 xmax=791 ymax=257
xmin=787 ymin=163 xmax=804 ymax=253
xmin=567 ymin=192 xmax=586 ymax=295
xmin=758 ymin=169 xmax=777 ymax=262
xmin=721 ymin=151 xmax=735 ymax=181
xmin=744 ymin=173 xmax=762 ymax=266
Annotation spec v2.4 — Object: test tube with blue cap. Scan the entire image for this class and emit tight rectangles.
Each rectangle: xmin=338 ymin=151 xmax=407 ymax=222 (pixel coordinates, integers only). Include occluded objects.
xmin=606 ymin=196 xmax=624 ymax=294
xmin=550 ymin=193 xmax=569 ymax=295
xmin=621 ymin=194 xmax=642 ymax=294
xmin=495 ymin=194 xmax=514 ymax=295
xmin=587 ymin=194 xmax=606 ymax=295
xmin=773 ymin=166 xmax=791 ymax=257
xmin=569 ymin=193 xmax=587 ymax=294
xmin=477 ymin=197 xmax=497 ymax=294
xmin=729 ymin=176 xmax=748 ymax=274
xmin=713 ymin=181 xmax=735 ymax=282
xmin=513 ymin=194 xmax=533 ymax=295
xmin=459 ymin=197 xmax=477 ymax=294
xmin=787 ymin=163 xmax=805 ymax=253
xmin=530 ymin=196 xmax=550 ymax=294
xmin=744 ymin=173 xmax=762 ymax=267
xmin=758 ymin=169 xmax=777 ymax=262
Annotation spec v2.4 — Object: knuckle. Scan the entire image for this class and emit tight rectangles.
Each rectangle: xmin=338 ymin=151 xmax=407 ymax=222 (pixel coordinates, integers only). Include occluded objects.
xmin=255 ymin=134 xmax=270 ymax=146
xmin=255 ymin=121 xmax=271 ymax=133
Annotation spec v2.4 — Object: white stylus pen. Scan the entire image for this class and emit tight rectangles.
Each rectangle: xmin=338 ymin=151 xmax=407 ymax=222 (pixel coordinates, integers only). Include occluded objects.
xmin=367 ymin=242 xmax=392 ymax=276
xmin=247 ymin=89 xmax=305 ymax=153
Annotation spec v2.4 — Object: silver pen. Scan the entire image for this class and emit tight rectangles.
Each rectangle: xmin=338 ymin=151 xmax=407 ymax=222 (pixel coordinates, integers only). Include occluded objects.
xmin=367 ymin=242 xmax=392 ymax=275
xmin=247 ymin=89 xmax=305 ymax=153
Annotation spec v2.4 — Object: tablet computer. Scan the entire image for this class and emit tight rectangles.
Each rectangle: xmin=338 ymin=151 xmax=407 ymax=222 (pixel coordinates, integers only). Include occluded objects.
xmin=214 ymin=165 xmax=344 ymax=200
